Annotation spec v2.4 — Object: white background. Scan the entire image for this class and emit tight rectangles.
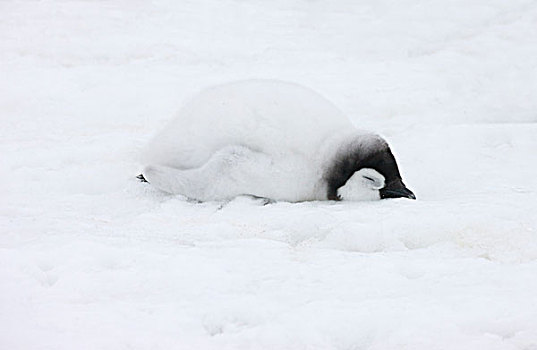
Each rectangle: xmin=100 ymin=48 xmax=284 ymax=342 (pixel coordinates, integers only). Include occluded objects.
xmin=1 ymin=1 xmax=536 ymax=349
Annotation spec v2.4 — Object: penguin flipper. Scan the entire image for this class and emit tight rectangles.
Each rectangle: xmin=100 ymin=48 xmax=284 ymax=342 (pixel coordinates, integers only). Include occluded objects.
xmin=143 ymin=145 xmax=272 ymax=201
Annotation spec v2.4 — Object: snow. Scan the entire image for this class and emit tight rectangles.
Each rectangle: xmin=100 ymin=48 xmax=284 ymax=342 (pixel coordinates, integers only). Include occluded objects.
xmin=1 ymin=0 xmax=537 ymax=349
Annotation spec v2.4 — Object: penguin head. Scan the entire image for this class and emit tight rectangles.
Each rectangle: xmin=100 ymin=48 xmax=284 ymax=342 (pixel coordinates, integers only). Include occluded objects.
xmin=328 ymin=134 xmax=416 ymax=201
xmin=379 ymin=177 xmax=416 ymax=200
xmin=337 ymin=168 xmax=386 ymax=201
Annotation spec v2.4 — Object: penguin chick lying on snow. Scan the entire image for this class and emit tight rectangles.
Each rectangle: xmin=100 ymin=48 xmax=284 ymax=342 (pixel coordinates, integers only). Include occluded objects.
xmin=139 ymin=80 xmax=415 ymax=202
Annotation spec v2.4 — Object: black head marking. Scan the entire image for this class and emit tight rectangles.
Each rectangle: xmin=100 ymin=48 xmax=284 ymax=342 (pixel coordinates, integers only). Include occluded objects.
xmin=324 ymin=135 xmax=415 ymax=200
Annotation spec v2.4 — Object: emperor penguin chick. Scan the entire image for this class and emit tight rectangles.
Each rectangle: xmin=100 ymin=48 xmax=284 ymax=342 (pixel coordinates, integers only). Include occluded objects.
xmin=140 ymin=80 xmax=415 ymax=202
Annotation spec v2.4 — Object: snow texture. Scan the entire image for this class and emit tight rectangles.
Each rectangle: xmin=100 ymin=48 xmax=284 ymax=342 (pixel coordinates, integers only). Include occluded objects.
xmin=1 ymin=0 xmax=537 ymax=349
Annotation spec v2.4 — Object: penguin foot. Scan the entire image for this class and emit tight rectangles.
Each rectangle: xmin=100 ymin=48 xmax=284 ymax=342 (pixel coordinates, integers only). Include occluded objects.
xmin=136 ymin=174 xmax=148 ymax=183
xmin=261 ymin=198 xmax=276 ymax=206
xmin=247 ymin=195 xmax=276 ymax=206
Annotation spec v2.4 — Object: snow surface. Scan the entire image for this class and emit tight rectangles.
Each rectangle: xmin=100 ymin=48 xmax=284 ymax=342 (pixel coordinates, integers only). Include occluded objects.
xmin=1 ymin=0 xmax=537 ymax=349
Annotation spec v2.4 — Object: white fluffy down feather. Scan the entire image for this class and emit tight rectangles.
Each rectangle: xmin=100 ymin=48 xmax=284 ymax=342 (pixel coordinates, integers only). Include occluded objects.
xmin=142 ymin=80 xmax=396 ymax=202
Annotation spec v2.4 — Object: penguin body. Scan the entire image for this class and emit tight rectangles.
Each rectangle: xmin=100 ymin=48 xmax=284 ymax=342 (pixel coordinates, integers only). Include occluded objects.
xmin=141 ymin=80 xmax=415 ymax=202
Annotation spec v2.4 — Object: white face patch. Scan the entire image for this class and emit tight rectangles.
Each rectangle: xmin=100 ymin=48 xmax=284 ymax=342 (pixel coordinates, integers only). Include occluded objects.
xmin=337 ymin=168 xmax=385 ymax=201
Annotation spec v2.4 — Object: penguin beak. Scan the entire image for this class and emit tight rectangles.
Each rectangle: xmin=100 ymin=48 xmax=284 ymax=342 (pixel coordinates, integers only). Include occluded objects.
xmin=380 ymin=182 xmax=416 ymax=200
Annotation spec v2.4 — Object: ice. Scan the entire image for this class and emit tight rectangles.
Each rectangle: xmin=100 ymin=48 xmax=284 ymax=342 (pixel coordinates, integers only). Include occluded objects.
xmin=1 ymin=0 xmax=537 ymax=349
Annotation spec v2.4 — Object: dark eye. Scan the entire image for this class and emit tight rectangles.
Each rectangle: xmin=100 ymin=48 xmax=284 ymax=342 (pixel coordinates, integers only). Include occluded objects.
xmin=363 ymin=176 xmax=375 ymax=182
